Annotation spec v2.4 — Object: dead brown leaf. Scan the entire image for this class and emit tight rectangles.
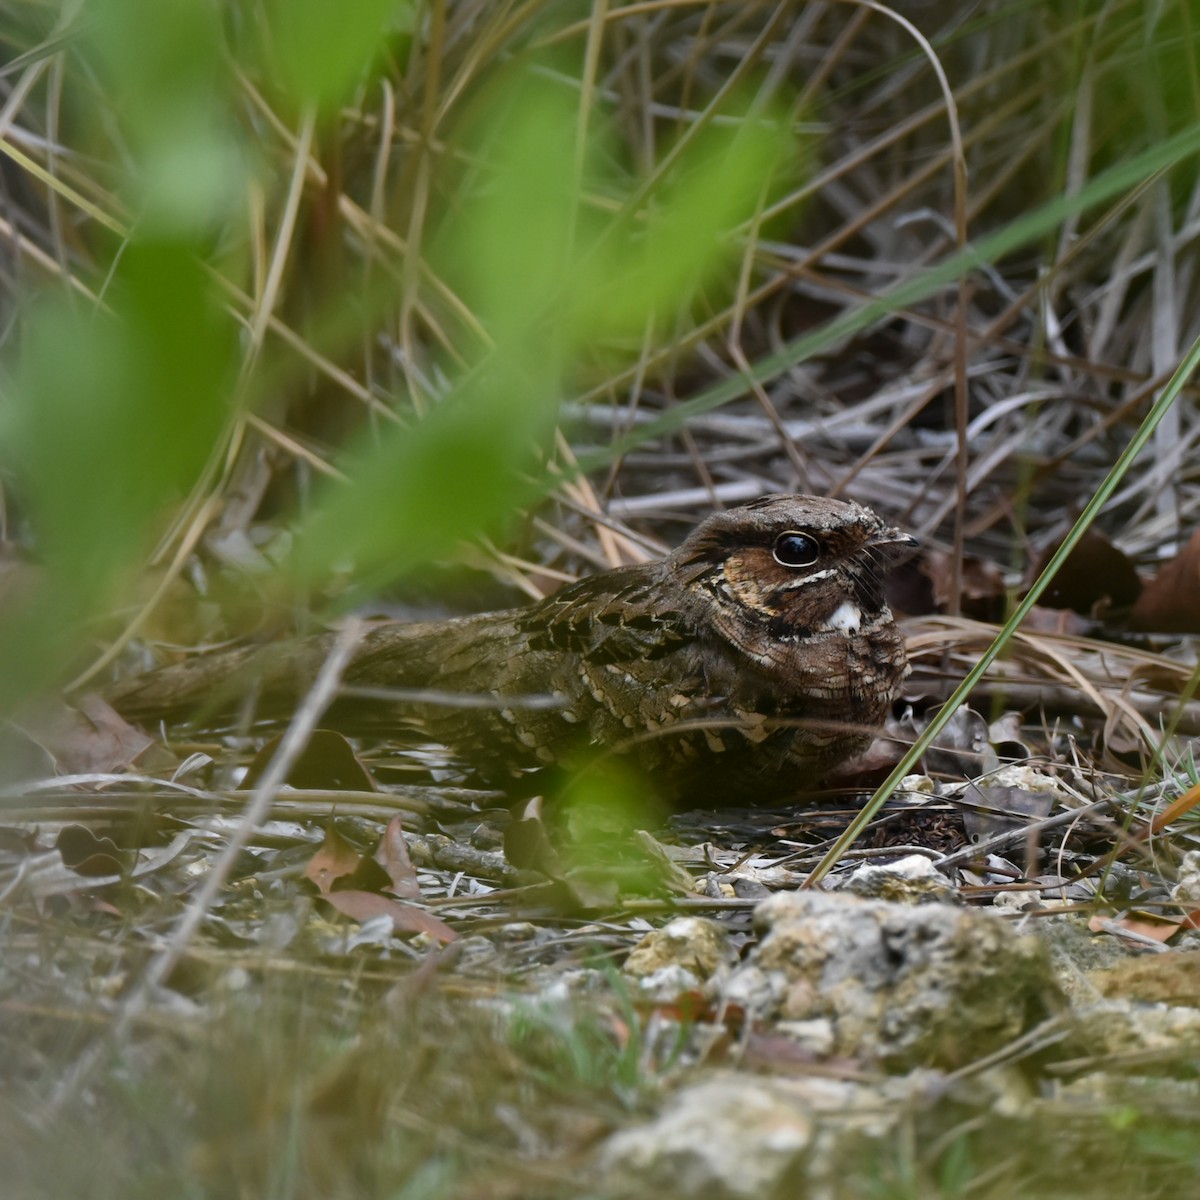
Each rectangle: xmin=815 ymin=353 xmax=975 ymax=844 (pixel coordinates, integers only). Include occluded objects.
xmin=54 ymin=825 xmax=131 ymax=877
xmin=1029 ymin=530 xmax=1141 ymax=617
xmin=887 ymin=703 xmax=994 ymax=778
xmin=19 ymin=695 xmax=156 ymax=775
xmin=374 ymin=815 xmax=421 ymax=898
xmin=1148 ymin=781 xmax=1200 ymax=836
xmin=886 ymin=549 xmax=1005 ymax=620
xmin=305 ymin=825 xmax=362 ymax=895
xmin=320 ymin=890 xmax=457 ymax=942
xmin=244 ymin=729 xmax=377 ymax=791
xmin=957 ymin=783 xmax=1055 ymax=845
xmin=1130 ymin=529 xmax=1200 ymax=633
xmin=1088 ymin=910 xmax=1200 ymax=944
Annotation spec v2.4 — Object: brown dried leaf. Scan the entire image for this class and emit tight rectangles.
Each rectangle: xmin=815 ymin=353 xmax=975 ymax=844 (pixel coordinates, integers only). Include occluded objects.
xmin=1148 ymin=781 xmax=1200 ymax=836
xmin=958 ymin=783 xmax=1055 ymax=845
xmin=374 ymin=815 xmax=420 ymax=898
xmin=1089 ymin=911 xmax=1200 ymax=945
xmin=244 ymin=729 xmax=377 ymax=791
xmin=21 ymin=695 xmax=155 ymax=775
xmin=885 ymin=556 xmax=936 ymax=616
xmin=321 ymin=890 xmax=457 ymax=942
xmin=330 ymin=854 xmax=392 ymax=895
xmin=55 ymin=825 xmax=131 ymax=877
xmin=887 ymin=704 xmax=995 ymax=778
xmin=1030 ymin=530 xmax=1141 ymax=616
xmin=304 ymin=825 xmax=362 ymax=895
xmin=1130 ymin=529 xmax=1200 ymax=633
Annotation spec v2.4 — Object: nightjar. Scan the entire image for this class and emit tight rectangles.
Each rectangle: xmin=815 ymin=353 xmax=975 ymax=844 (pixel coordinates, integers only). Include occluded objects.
xmin=106 ymin=495 xmax=916 ymax=803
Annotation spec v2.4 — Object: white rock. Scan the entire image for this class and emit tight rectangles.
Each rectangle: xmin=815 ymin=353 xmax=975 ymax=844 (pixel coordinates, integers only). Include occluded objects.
xmin=598 ymin=1075 xmax=813 ymax=1200
xmin=842 ymin=854 xmax=957 ymax=903
xmin=1171 ymin=850 xmax=1200 ymax=905
xmin=623 ymin=916 xmax=736 ymax=982
xmin=721 ymin=890 xmax=1056 ymax=1068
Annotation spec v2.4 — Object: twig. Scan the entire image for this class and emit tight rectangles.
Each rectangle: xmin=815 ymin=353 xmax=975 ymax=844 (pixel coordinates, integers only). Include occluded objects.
xmin=36 ymin=620 xmax=365 ymax=1125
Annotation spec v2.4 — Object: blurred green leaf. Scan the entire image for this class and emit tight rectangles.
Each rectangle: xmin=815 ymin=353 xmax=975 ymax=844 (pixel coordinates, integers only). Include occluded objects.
xmin=295 ymin=72 xmax=583 ymax=585
xmin=1 ymin=239 xmax=236 ymax=692
xmin=89 ymin=0 xmax=246 ymax=232
xmin=556 ymin=763 xmax=666 ymax=850
xmin=295 ymin=69 xmax=793 ymax=592
xmin=577 ymin=104 xmax=789 ymax=339
xmin=296 ymin=344 xmax=559 ymax=588
xmin=265 ymin=0 xmax=413 ymax=114
xmin=445 ymin=77 xmax=580 ymax=340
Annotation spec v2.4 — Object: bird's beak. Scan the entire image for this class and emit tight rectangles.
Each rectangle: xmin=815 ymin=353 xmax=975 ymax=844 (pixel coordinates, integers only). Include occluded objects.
xmin=867 ymin=529 xmax=920 ymax=563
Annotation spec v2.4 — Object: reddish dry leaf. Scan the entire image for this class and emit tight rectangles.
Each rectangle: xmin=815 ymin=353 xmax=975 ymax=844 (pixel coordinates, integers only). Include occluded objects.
xmin=244 ymin=728 xmax=377 ymax=791
xmin=637 ymin=990 xmax=711 ymax=1025
xmin=305 ymin=825 xmax=362 ymax=895
xmin=21 ymin=695 xmax=155 ymax=775
xmin=956 ymin=556 xmax=1008 ymax=619
xmin=330 ymin=854 xmax=392 ymax=894
xmin=1088 ymin=910 xmax=1200 ymax=944
xmin=1030 ymin=530 xmax=1141 ymax=616
xmin=320 ymin=890 xmax=457 ymax=942
xmin=1130 ymin=529 xmax=1200 ymax=633
xmin=1149 ymin=781 xmax=1200 ymax=836
xmin=374 ymin=815 xmax=421 ymax=898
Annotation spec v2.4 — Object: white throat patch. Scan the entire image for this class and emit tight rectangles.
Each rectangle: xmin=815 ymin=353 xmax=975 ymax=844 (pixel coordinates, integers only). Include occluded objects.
xmin=824 ymin=600 xmax=863 ymax=634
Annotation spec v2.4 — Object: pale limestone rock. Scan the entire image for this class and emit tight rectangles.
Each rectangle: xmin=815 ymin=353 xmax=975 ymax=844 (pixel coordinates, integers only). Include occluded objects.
xmin=623 ymin=916 xmax=736 ymax=997
xmin=597 ymin=1075 xmax=814 ymax=1200
xmin=722 ymin=890 xmax=1056 ymax=1068
xmin=842 ymin=854 xmax=957 ymax=904
xmin=1171 ymin=849 xmax=1200 ymax=906
xmin=598 ymin=1069 xmax=941 ymax=1199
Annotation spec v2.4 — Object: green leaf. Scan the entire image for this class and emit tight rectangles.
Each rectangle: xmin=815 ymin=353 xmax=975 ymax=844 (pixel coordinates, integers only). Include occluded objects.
xmin=89 ymin=0 xmax=246 ymax=232
xmin=576 ymin=102 xmax=790 ymax=339
xmin=435 ymin=70 xmax=581 ymax=341
xmin=1 ymin=239 xmax=236 ymax=692
xmin=266 ymin=0 xmax=413 ymax=114
xmin=296 ymin=346 xmax=559 ymax=589
xmin=296 ymin=72 xmax=584 ymax=585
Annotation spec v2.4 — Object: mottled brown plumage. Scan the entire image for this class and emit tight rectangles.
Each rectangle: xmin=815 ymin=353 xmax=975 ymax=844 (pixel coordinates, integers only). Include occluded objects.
xmin=106 ymin=495 xmax=915 ymax=802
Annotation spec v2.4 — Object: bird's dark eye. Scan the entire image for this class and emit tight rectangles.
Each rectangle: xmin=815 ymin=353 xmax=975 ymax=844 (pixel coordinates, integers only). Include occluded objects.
xmin=772 ymin=531 xmax=821 ymax=568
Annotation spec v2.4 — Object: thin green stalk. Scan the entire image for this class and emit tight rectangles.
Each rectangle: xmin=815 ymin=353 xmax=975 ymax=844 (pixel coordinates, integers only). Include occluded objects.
xmin=804 ymin=329 xmax=1200 ymax=887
